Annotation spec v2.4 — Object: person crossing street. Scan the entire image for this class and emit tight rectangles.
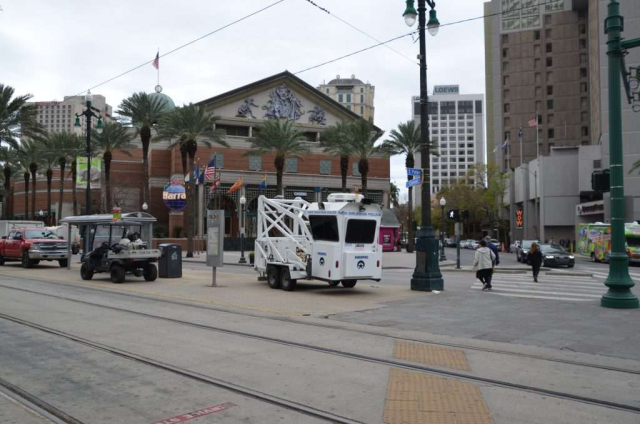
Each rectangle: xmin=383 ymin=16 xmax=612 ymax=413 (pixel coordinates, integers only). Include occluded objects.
xmin=473 ymin=239 xmax=496 ymax=291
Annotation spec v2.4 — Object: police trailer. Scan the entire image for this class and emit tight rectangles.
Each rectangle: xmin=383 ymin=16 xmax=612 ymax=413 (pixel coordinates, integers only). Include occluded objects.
xmin=254 ymin=193 xmax=382 ymax=291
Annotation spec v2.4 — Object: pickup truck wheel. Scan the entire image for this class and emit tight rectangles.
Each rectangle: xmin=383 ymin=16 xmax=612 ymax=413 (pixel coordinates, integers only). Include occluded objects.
xmin=267 ymin=266 xmax=281 ymax=289
xmin=341 ymin=280 xmax=357 ymax=288
xmin=21 ymin=251 xmax=33 ymax=269
xmin=80 ymin=263 xmax=94 ymax=280
xmin=110 ymin=265 xmax=126 ymax=284
xmin=280 ymin=268 xmax=297 ymax=291
xmin=58 ymin=259 xmax=68 ymax=268
xmin=0 ymin=256 xmax=4 ymax=266
xmin=143 ymin=264 xmax=158 ymax=281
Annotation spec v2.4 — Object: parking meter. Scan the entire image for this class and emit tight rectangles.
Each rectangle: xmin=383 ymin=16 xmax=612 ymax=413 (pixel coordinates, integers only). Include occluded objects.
xmin=207 ymin=210 xmax=224 ymax=286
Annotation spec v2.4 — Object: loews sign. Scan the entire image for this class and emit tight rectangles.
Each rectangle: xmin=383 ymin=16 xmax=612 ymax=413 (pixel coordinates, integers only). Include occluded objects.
xmin=434 ymin=85 xmax=459 ymax=94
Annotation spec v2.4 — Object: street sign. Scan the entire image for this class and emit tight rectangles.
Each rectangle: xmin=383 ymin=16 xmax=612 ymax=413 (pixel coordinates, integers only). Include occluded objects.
xmin=406 ymin=168 xmax=422 ymax=176
xmin=406 ymin=177 xmax=422 ymax=188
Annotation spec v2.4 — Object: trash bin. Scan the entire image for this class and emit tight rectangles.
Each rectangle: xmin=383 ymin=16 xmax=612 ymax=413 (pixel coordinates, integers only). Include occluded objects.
xmin=159 ymin=243 xmax=182 ymax=278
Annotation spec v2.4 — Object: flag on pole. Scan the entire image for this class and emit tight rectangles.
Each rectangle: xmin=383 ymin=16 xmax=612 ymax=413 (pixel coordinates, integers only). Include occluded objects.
xmin=208 ymin=176 xmax=221 ymax=194
xmin=227 ymin=176 xmax=243 ymax=194
xmin=152 ymin=52 xmax=159 ymax=69
xmin=259 ymin=173 xmax=267 ymax=189
xmin=501 ymin=140 xmax=509 ymax=150
xmin=194 ymin=164 xmax=200 ymax=185
xmin=518 ymin=128 xmax=523 ymax=140
xmin=184 ymin=172 xmax=190 ymax=183
xmin=204 ymin=158 xmax=216 ymax=181
xmin=528 ymin=118 xmax=538 ymax=128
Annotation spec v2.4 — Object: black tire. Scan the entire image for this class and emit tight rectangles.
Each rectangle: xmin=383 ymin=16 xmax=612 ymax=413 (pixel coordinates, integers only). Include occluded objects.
xmin=280 ymin=268 xmax=297 ymax=291
xmin=267 ymin=266 xmax=280 ymax=289
xmin=0 ymin=256 xmax=4 ymax=266
xmin=341 ymin=280 xmax=357 ymax=288
xmin=58 ymin=259 xmax=68 ymax=268
xmin=143 ymin=264 xmax=158 ymax=281
xmin=80 ymin=262 xmax=94 ymax=280
xmin=568 ymin=264 xmax=574 ymax=268
xmin=110 ymin=265 xmax=126 ymax=284
xmin=21 ymin=251 xmax=33 ymax=269
xmin=328 ymin=281 xmax=340 ymax=287
xmin=72 ymin=247 xmax=79 ymax=255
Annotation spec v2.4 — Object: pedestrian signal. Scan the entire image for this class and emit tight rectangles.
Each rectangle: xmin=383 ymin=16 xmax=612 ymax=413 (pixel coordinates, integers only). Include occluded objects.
xmin=448 ymin=209 xmax=460 ymax=221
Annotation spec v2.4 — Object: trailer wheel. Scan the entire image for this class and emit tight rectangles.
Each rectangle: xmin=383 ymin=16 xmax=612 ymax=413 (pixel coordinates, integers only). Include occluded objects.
xmin=110 ymin=265 xmax=126 ymax=284
xmin=328 ymin=281 xmax=340 ymax=287
xmin=341 ymin=280 xmax=357 ymax=288
xmin=80 ymin=262 xmax=94 ymax=280
xmin=267 ymin=266 xmax=281 ymax=289
xmin=280 ymin=268 xmax=297 ymax=291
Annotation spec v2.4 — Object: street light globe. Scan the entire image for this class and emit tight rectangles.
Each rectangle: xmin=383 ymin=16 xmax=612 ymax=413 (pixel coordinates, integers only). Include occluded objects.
xmin=96 ymin=117 xmax=104 ymax=134
xmin=142 ymin=202 xmax=148 ymax=211
xmin=403 ymin=0 xmax=417 ymax=27
xmin=440 ymin=197 xmax=446 ymax=207
xmin=240 ymin=195 xmax=246 ymax=206
xmin=39 ymin=210 xmax=44 ymax=217
xmin=86 ymin=90 xmax=93 ymax=103
xmin=427 ymin=9 xmax=440 ymax=36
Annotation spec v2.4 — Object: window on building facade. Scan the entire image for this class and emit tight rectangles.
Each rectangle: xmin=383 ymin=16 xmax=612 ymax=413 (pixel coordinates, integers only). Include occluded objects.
xmin=581 ymin=97 xmax=588 ymax=109
xmin=593 ymin=160 xmax=601 ymax=169
xmin=249 ymin=156 xmax=262 ymax=171
xmin=579 ymin=39 xmax=586 ymax=49
xmin=338 ymin=93 xmax=343 ymax=102
xmin=458 ymin=101 xmax=473 ymax=114
xmin=582 ymin=126 xmax=589 ymax=137
xmin=352 ymin=161 xmax=360 ymax=176
xmin=326 ymin=89 xmax=329 ymax=94
xmin=544 ymin=14 xmax=551 ymax=25
xmin=360 ymin=106 xmax=364 ymax=115
xmin=545 ymin=28 xmax=552 ymax=38
xmin=285 ymin=158 xmax=298 ymax=173
xmin=428 ymin=101 xmax=438 ymax=115
xmin=346 ymin=94 xmax=351 ymax=103
xmin=504 ymin=103 xmax=510 ymax=113
xmin=548 ymin=113 xmax=554 ymax=125
xmin=502 ymin=48 xmax=508 ymax=58
xmin=546 ymin=43 xmax=552 ymax=53
xmin=579 ymin=24 xmax=586 ymax=34
xmin=440 ymin=101 xmax=455 ymax=115
xmin=320 ymin=159 xmax=331 ymax=175
xmin=547 ymin=99 xmax=554 ymax=109
xmin=548 ymin=128 xmax=555 ymax=139
xmin=546 ymin=57 xmax=553 ymax=67
xmin=360 ymin=95 xmax=364 ymax=103
xmin=467 ymin=136 xmax=474 ymax=141
xmin=547 ymin=85 xmax=553 ymax=95
xmin=534 ymin=30 xmax=540 ymax=40
xmin=449 ymin=122 xmax=456 ymax=127
xmin=505 ymin=131 xmax=511 ymax=140
xmin=216 ymin=124 xmax=249 ymax=137
xmin=580 ymin=68 xmax=587 ymax=78
xmin=475 ymin=101 xmax=482 ymax=114
xmin=580 ymin=82 xmax=588 ymax=93
xmin=458 ymin=136 xmax=465 ymax=141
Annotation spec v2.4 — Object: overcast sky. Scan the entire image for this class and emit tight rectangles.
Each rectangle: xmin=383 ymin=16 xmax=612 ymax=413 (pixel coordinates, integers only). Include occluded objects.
xmin=0 ymin=0 xmax=485 ymax=200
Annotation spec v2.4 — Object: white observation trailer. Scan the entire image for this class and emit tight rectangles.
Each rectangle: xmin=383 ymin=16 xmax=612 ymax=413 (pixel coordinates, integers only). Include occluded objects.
xmin=254 ymin=193 xmax=382 ymax=291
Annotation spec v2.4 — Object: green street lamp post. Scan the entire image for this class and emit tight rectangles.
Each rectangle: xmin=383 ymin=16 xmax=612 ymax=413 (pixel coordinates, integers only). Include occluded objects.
xmin=403 ymin=0 xmax=443 ymax=291
xmin=74 ymin=90 xmax=103 ymax=255
xmin=601 ymin=0 xmax=638 ymax=309
xmin=439 ymin=197 xmax=447 ymax=261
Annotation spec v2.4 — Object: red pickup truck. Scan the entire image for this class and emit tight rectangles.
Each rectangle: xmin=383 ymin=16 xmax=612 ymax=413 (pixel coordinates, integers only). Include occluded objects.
xmin=0 ymin=227 xmax=69 ymax=268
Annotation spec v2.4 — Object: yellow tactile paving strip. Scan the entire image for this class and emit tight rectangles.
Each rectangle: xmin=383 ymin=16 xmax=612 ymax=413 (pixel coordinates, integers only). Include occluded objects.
xmin=394 ymin=341 xmax=471 ymax=371
xmin=384 ymin=369 xmax=493 ymax=424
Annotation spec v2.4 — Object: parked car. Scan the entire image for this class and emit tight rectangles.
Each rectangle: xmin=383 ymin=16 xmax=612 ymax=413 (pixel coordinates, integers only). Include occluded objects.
xmin=444 ymin=238 xmax=457 ymax=247
xmin=540 ymin=244 xmax=575 ymax=268
xmin=468 ymin=240 xmax=479 ymax=250
xmin=0 ymin=227 xmax=69 ymax=268
xmin=517 ymin=240 xmax=541 ymax=264
xmin=459 ymin=240 xmax=470 ymax=249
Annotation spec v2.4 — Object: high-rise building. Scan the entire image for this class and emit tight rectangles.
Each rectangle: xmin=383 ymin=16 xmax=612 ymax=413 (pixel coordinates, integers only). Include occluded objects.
xmin=485 ymin=0 xmax=591 ymax=171
xmin=412 ymin=86 xmax=485 ymax=208
xmin=317 ymin=75 xmax=375 ymax=121
xmin=28 ymin=94 xmax=113 ymax=134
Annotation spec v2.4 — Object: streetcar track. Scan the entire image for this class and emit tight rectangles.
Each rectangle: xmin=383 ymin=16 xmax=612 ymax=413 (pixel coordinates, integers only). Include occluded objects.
xmin=1 ymin=289 xmax=640 ymax=414
xmin=0 ymin=275 xmax=638 ymax=377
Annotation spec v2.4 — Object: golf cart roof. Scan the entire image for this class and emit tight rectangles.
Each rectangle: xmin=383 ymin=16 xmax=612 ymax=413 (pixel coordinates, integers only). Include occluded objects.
xmin=60 ymin=212 xmax=157 ymax=225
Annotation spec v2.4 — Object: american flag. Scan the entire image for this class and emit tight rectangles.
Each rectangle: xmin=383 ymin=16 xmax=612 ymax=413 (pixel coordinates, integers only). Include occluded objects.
xmin=528 ymin=118 xmax=538 ymax=128
xmin=152 ymin=52 xmax=159 ymax=70
xmin=204 ymin=158 xmax=216 ymax=181
xmin=208 ymin=176 xmax=220 ymax=194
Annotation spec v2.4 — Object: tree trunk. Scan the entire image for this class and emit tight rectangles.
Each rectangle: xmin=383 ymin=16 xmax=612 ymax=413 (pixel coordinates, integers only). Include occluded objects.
xmin=141 ymin=125 xmax=151 ymax=206
xmin=30 ymin=169 xmax=37 ymax=220
xmin=57 ymin=160 xmax=66 ymax=223
xmin=104 ymin=151 xmax=112 ymax=212
xmin=3 ymin=166 xmax=10 ymax=219
xmin=358 ymin=159 xmax=369 ymax=198
xmin=406 ymin=154 xmax=415 ymax=253
xmin=23 ymin=173 xmax=29 ymax=218
xmin=275 ymin=156 xmax=285 ymax=196
xmin=340 ymin=155 xmax=349 ymax=192
xmin=99 ymin=160 xmax=107 ymax=213
xmin=185 ymin=147 xmax=196 ymax=257
xmin=46 ymin=169 xmax=53 ymax=226
xmin=71 ymin=161 xmax=78 ymax=216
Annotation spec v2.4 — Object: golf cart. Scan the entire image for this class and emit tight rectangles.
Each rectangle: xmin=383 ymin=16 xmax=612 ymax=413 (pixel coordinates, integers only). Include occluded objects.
xmin=60 ymin=213 xmax=160 ymax=284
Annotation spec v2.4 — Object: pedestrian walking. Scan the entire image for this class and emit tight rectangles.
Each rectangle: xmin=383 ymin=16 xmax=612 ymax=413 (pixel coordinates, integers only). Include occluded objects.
xmin=529 ymin=242 xmax=543 ymax=282
xmin=484 ymin=236 xmax=500 ymax=266
xmin=473 ymin=239 xmax=496 ymax=291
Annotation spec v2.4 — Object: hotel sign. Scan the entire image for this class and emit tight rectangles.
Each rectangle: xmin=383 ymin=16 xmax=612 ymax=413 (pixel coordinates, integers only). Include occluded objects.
xmin=434 ymin=85 xmax=459 ymax=94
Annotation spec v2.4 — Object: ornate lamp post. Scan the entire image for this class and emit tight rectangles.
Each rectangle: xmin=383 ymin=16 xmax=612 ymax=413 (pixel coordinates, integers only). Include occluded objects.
xmin=238 ymin=195 xmax=247 ymax=264
xmin=439 ymin=197 xmax=447 ymax=261
xmin=74 ymin=91 xmax=103 ymax=255
xmin=403 ymin=0 xmax=443 ymax=291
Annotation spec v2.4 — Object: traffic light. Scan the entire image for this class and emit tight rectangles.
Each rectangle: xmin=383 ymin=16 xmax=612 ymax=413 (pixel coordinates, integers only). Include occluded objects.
xmin=447 ymin=209 xmax=460 ymax=221
xmin=591 ymin=169 xmax=610 ymax=192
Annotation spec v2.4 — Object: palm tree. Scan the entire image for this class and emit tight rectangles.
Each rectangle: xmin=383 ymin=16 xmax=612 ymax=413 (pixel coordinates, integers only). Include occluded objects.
xmin=348 ymin=119 xmax=386 ymax=198
xmin=380 ymin=120 xmax=438 ymax=252
xmin=17 ymin=139 xmax=42 ymax=220
xmin=41 ymin=146 xmax=58 ymax=225
xmin=0 ymin=146 xmax=18 ymax=219
xmin=0 ymin=84 xmax=43 ymax=149
xmin=44 ymin=131 xmax=84 ymax=220
xmin=15 ymin=158 xmax=31 ymax=219
xmin=117 ymin=92 xmax=168 ymax=206
xmin=156 ymin=104 xmax=227 ymax=257
xmin=91 ymin=121 xmax=135 ymax=212
xmin=390 ymin=181 xmax=400 ymax=208
xmin=320 ymin=121 xmax=354 ymax=192
xmin=246 ymin=119 xmax=310 ymax=195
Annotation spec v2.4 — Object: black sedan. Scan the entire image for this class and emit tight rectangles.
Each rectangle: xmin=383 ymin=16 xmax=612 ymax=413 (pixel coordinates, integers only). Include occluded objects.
xmin=541 ymin=244 xmax=575 ymax=268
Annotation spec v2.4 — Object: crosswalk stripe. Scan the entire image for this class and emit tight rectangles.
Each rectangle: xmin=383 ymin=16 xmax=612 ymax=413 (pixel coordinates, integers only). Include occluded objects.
xmin=483 ymin=282 xmax=604 ymax=292
xmin=490 ymin=279 xmax=604 ymax=288
xmin=471 ymin=285 xmax=601 ymax=298
xmin=489 ymin=292 xmax=595 ymax=302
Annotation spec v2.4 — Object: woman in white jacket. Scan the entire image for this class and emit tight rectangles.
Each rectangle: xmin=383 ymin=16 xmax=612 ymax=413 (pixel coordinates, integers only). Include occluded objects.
xmin=473 ymin=239 xmax=496 ymax=291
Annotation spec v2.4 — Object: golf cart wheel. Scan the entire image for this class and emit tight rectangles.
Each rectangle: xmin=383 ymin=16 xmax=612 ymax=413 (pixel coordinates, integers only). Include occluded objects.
xmin=267 ymin=266 xmax=280 ymax=289
xmin=328 ymin=281 xmax=340 ymax=287
xmin=58 ymin=259 xmax=68 ymax=268
xmin=144 ymin=264 xmax=158 ymax=282
xmin=280 ymin=268 xmax=297 ymax=291
xmin=72 ymin=246 xmax=79 ymax=255
xmin=341 ymin=280 xmax=357 ymax=288
xmin=110 ymin=265 xmax=126 ymax=284
xmin=21 ymin=251 xmax=33 ymax=269
xmin=80 ymin=262 xmax=94 ymax=280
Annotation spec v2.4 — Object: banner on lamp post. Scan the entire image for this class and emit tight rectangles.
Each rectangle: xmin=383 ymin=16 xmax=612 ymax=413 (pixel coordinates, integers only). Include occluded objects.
xmin=76 ymin=157 xmax=102 ymax=189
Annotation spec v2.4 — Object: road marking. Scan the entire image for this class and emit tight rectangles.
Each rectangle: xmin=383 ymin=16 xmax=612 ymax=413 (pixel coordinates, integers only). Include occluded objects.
xmin=394 ymin=341 xmax=470 ymax=371
xmin=152 ymin=402 xmax=236 ymax=424
xmin=471 ymin=285 xmax=601 ymax=298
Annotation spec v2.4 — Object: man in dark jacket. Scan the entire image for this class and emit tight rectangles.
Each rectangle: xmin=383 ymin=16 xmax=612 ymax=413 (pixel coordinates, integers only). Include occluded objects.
xmin=484 ymin=236 xmax=500 ymax=266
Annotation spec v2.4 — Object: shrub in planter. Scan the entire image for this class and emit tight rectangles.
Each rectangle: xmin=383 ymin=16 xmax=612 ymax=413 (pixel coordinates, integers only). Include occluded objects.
xmin=154 ymin=224 xmax=168 ymax=238
xmin=249 ymin=252 xmax=255 ymax=264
